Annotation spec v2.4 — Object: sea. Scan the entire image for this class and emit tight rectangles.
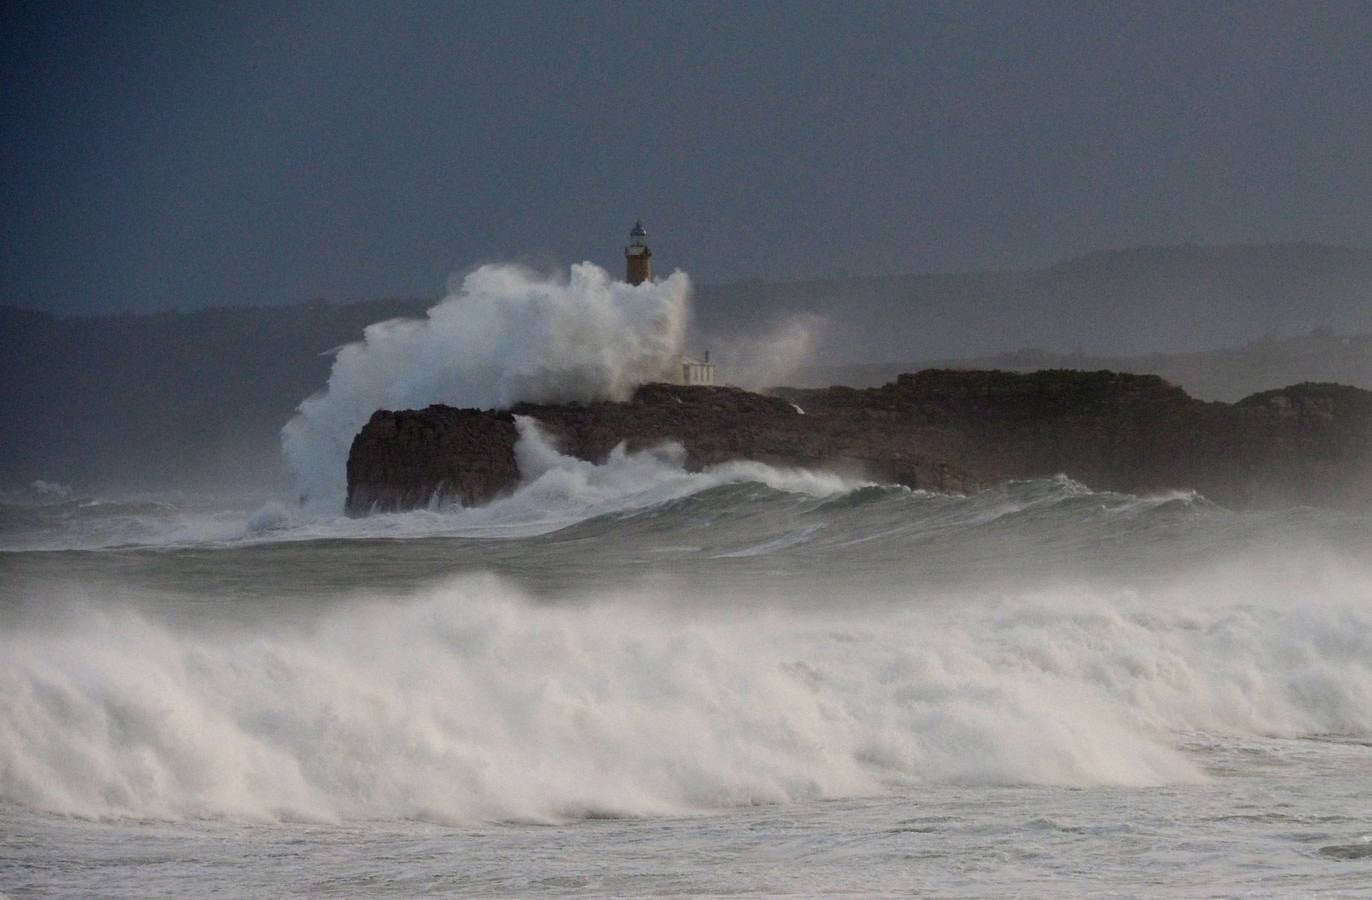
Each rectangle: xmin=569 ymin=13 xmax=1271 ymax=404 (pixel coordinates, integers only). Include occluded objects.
xmin=3 ymin=427 xmax=1371 ymax=897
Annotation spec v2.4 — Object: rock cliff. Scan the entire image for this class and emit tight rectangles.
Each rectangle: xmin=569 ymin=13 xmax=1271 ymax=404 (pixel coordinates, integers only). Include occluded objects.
xmin=345 ymin=370 xmax=1372 ymax=514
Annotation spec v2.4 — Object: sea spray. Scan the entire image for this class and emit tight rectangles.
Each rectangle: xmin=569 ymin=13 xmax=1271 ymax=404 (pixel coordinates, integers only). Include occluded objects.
xmin=282 ymin=263 xmax=692 ymax=509
xmin=707 ymin=313 xmax=826 ymax=391
xmin=5 ymin=554 xmax=1372 ymax=824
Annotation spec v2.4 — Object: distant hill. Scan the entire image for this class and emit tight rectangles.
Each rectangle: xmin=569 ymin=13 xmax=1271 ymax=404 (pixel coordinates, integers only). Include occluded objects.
xmin=792 ymin=330 xmax=1372 ymax=402
xmin=696 ymin=243 xmax=1372 ymax=363
xmin=2 ymin=242 xmax=1369 ymax=494
xmin=0 ymin=298 xmax=432 ymax=494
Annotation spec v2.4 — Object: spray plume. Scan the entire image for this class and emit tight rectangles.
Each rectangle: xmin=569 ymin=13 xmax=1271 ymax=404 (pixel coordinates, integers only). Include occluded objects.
xmin=282 ymin=263 xmax=691 ymax=508
xmin=708 ymin=313 xmax=826 ymax=391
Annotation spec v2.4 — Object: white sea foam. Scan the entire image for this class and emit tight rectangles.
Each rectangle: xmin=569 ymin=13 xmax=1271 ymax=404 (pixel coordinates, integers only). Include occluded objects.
xmin=289 ymin=417 xmax=862 ymax=540
xmin=4 ymin=557 xmax=1369 ymax=824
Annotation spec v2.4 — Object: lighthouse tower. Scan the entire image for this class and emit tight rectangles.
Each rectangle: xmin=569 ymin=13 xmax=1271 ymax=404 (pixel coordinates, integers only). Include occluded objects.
xmin=625 ymin=219 xmax=652 ymax=285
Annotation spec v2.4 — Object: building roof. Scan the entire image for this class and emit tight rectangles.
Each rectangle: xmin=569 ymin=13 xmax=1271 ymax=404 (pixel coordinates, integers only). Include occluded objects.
xmin=630 ymin=219 xmax=647 ymax=238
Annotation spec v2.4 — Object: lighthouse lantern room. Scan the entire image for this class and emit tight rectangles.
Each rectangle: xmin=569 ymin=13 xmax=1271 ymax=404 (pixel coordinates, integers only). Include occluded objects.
xmin=625 ymin=219 xmax=652 ymax=285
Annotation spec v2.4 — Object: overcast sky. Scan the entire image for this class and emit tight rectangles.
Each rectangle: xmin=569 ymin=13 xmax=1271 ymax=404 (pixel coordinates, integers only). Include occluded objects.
xmin=4 ymin=1 xmax=1371 ymax=313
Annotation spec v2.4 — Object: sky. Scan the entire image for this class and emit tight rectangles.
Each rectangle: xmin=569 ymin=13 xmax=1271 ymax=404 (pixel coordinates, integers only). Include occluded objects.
xmin=4 ymin=0 xmax=1371 ymax=313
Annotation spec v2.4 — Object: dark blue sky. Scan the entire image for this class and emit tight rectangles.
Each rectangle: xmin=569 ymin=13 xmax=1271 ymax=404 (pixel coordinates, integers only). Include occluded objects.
xmin=5 ymin=1 xmax=1371 ymax=312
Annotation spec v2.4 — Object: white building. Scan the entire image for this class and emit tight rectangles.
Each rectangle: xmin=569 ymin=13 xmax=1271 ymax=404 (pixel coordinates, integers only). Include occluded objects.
xmin=679 ymin=352 xmax=715 ymax=386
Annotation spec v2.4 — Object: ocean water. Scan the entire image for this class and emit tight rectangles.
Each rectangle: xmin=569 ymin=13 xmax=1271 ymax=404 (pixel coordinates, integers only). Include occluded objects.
xmin=3 ymin=426 xmax=1371 ymax=897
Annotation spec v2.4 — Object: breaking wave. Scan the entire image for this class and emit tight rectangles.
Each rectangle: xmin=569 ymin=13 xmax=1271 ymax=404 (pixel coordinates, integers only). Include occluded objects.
xmin=3 ymin=557 xmax=1371 ymax=824
xmin=281 ymin=263 xmax=692 ymax=510
xmin=3 ymin=413 xmax=1353 ymax=559
xmin=4 ymin=422 xmax=1371 ymax=825
xmin=0 ymin=420 xmax=867 ymax=550
xmin=0 ymin=415 xmax=1246 ymax=555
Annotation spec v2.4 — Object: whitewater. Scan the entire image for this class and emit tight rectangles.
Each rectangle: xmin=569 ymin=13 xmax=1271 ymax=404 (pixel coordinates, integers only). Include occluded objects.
xmin=3 ymin=266 xmax=1371 ymax=896
xmin=4 ymin=429 xmax=1372 ymax=895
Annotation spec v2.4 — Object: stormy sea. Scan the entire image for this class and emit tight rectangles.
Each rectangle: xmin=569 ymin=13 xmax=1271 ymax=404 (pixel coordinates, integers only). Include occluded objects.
xmin=3 ymin=421 xmax=1371 ymax=897
xmin=4 ymin=265 xmax=1371 ymax=897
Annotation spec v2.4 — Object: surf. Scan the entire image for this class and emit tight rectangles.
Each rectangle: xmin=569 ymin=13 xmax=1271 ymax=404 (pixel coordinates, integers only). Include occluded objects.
xmin=3 ymin=544 xmax=1370 ymax=824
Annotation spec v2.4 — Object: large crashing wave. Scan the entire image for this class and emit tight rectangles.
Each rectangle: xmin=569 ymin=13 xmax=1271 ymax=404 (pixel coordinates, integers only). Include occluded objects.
xmin=4 ymin=561 xmax=1371 ymax=823
xmin=282 ymin=263 xmax=691 ymax=509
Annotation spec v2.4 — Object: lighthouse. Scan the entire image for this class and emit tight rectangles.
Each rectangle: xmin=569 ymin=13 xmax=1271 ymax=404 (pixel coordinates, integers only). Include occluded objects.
xmin=620 ymin=219 xmax=715 ymax=384
xmin=625 ymin=219 xmax=652 ymax=285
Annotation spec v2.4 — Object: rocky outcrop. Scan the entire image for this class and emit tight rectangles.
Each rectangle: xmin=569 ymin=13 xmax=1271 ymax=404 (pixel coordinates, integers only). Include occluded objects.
xmin=345 ymin=407 xmax=519 ymax=513
xmin=345 ymin=370 xmax=1372 ymax=514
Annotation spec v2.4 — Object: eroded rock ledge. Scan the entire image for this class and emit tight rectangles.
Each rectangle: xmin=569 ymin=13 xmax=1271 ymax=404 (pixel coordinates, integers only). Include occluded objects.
xmin=345 ymin=370 xmax=1372 ymax=514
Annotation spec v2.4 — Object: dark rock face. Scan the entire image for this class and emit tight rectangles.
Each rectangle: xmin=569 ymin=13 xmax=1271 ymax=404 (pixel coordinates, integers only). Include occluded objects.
xmin=345 ymin=370 xmax=1372 ymax=514
xmin=778 ymin=370 xmax=1372 ymax=509
xmin=345 ymin=407 xmax=519 ymax=513
xmin=510 ymin=382 xmax=978 ymax=496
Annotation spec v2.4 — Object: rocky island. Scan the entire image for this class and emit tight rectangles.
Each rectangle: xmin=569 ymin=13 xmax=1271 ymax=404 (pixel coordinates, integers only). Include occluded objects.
xmin=345 ymin=369 xmax=1372 ymax=514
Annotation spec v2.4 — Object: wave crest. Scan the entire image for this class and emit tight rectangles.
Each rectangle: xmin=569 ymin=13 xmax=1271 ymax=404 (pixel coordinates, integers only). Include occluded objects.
xmin=5 ymin=556 xmax=1371 ymax=823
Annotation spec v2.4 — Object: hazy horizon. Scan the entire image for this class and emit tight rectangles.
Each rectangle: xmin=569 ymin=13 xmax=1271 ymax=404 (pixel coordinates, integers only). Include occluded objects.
xmin=3 ymin=238 xmax=1370 ymax=321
